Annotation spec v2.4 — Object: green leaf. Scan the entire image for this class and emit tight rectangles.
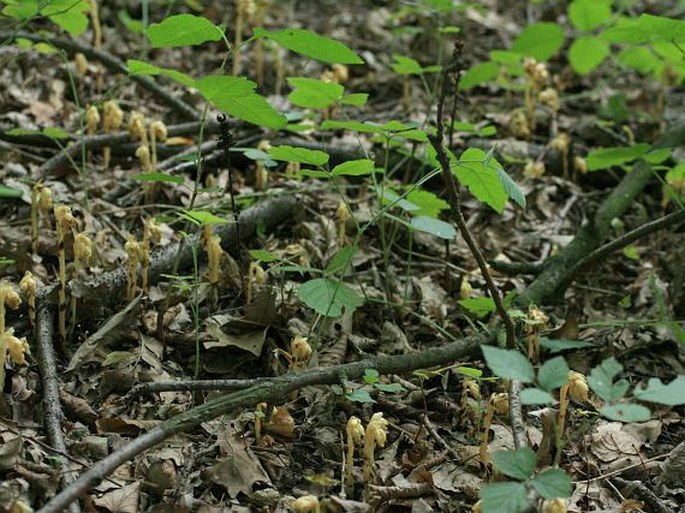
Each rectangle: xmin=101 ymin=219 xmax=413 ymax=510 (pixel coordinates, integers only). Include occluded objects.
xmin=339 ymin=93 xmax=368 ymax=106
xmin=268 ymin=145 xmax=329 ymax=166
xmin=617 ymin=47 xmax=658 ymax=74
xmin=127 ymin=59 xmax=195 ymax=88
xmin=459 ymin=297 xmax=496 ymax=318
xmin=453 ymin=148 xmax=508 ymax=213
xmin=118 ymin=9 xmax=144 ymax=33
xmin=48 ymin=0 xmax=90 ymax=35
xmin=374 ymin=382 xmax=405 ymax=393
xmin=586 ymin=144 xmax=651 ymax=171
xmin=511 ymin=22 xmax=565 ymax=61
xmin=569 ymin=36 xmax=609 ymax=75
xmin=530 ymin=468 xmax=572 ymax=499
xmin=480 ymin=482 xmax=528 ymax=513
xmin=495 ymin=166 xmax=526 ymax=209
xmin=363 ymin=368 xmax=380 ymax=384
xmin=391 ymin=54 xmax=423 ymax=75
xmin=254 ymin=28 xmax=363 ymax=64
xmin=321 ymin=120 xmax=384 ymax=134
xmin=297 ymin=278 xmax=364 ymax=317
xmin=177 ymin=210 xmax=227 ymax=226
xmin=195 ymin=76 xmax=286 ymax=129
xmin=0 ymin=185 xmax=22 ymax=198
xmin=41 ymin=127 xmax=70 ymax=139
xmin=410 ymin=216 xmax=456 ymax=240
xmin=287 ymin=77 xmax=344 ymax=109
xmin=587 ymin=357 xmax=624 ymax=401
xmin=537 ymin=356 xmax=569 ymax=392
xmin=633 ymin=376 xmax=685 ymax=405
xmin=482 ymin=346 xmax=535 ymax=383
xmin=346 ymin=388 xmax=375 ymax=404
xmin=147 ymin=14 xmax=222 ymax=47
xmin=568 ymin=0 xmax=612 ymax=32
xmin=332 ymin=159 xmax=375 ymax=176
xmin=602 ymin=14 xmax=685 ymax=45
xmin=643 ymin=148 xmax=671 ymax=164
xmin=600 ymin=403 xmax=651 ymax=422
xmin=459 ymin=61 xmax=499 ymax=90
xmin=492 ymin=448 xmax=536 ymax=480
xmin=457 ymin=366 xmax=483 ymax=378
xmin=134 ymin=173 xmax=184 ymax=184
xmin=520 ymin=387 xmax=555 ymax=405
xmin=326 ymin=244 xmax=357 ymax=275
xmin=540 ymin=337 xmax=595 ymax=353
xmin=249 ymin=249 xmax=280 ymax=263
xmin=406 ymin=190 xmax=449 ymax=218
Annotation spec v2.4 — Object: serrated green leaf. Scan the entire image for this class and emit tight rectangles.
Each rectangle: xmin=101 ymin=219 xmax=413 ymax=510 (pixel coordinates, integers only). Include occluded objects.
xmin=363 ymin=368 xmax=380 ymax=383
xmin=249 ymin=249 xmax=280 ymax=263
xmin=495 ymin=165 xmax=526 ymax=209
xmin=321 ymin=120 xmax=384 ymax=134
xmin=374 ymin=382 xmax=405 ymax=393
xmin=459 ymin=61 xmax=499 ymax=90
xmin=287 ymin=77 xmax=344 ymax=109
xmin=453 ymin=148 xmax=508 ymax=213
xmin=268 ymin=145 xmax=329 ymax=166
xmin=391 ymin=54 xmax=423 ymax=74
xmin=0 ymin=185 xmax=22 ymax=198
xmin=586 ymin=144 xmax=651 ymax=171
xmin=339 ymin=93 xmax=368 ymax=106
xmin=346 ymin=388 xmax=375 ymax=403
xmin=520 ymin=387 xmax=555 ymax=405
xmin=538 ymin=356 xmax=569 ymax=392
xmin=254 ymin=27 xmax=363 ymax=64
xmin=177 ymin=210 xmax=227 ymax=226
xmin=568 ymin=0 xmax=612 ymax=32
xmin=148 ymin=14 xmax=222 ymax=47
xmin=569 ymin=36 xmax=609 ymax=75
xmin=410 ymin=216 xmax=456 ymax=240
xmin=457 ymin=366 xmax=483 ymax=378
xmin=617 ymin=47 xmax=659 ymax=74
xmin=406 ymin=189 xmax=449 ymax=218
xmin=482 ymin=346 xmax=535 ymax=383
xmin=480 ymin=482 xmax=528 ymax=513
xmin=297 ymin=278 xmax=364 ymax=317
xmin=195 ymin=76 xmax=286 ymax=129
xmin=601 ymin=403 xmax=651 ymax=422
xmin=332 ymin=159 xmax=375 ymax=176
xmin=492 ymin=448 xmax=536 ymax=480
xmin=127 ymin=59 xmax=195 ymax=87
xmin=530 ymin=468 xmax=572 ymax=499
xmin=134 ymin=173 xmax=184 ymax=184
xmin=326 ymin=244 xmax=357 ymax=275
xmin=459 ymin=297 xmax=496 ymax=318
xmin=540 ymin=337 xmax=595 ymax=353
xmin=587 ymin=357 xmax=624 ymax=401
xmin=511 ymin=22 xmax=565 ymax=61
xmin=633 ymin=376 xmax=685 ymax=405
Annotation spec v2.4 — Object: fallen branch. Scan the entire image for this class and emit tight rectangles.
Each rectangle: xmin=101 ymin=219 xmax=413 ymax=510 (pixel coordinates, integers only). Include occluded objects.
xmin=37 ymin=334 xmax=482 ymax=513
xmin=34 ymin=305 xmax=81 ymax=513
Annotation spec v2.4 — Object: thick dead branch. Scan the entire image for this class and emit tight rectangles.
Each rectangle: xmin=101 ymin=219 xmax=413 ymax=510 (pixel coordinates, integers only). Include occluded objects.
xmin=34 ymin=305 xmax=81 ymax=513
xmin=63 ymin=193 xmax=298 ymax=307
xmin=37 ymin=335 xmax=482 ymax=513
xmin=519 ymin=159 xmax=654 ymax=306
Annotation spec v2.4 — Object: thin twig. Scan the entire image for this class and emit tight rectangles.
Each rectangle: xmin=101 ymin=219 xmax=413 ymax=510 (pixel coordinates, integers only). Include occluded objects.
xmin=426 ymin=42 xmax=517 ymax=349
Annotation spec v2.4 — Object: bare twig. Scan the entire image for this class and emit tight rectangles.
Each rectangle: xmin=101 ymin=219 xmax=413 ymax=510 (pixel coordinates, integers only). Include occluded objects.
xmin=426 ymin=42 xmax=517 ymax=350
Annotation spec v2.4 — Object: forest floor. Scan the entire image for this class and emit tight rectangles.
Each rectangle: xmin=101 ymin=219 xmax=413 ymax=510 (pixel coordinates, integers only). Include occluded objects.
xmin=0 ymin=1 xmax=684 ymax=513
